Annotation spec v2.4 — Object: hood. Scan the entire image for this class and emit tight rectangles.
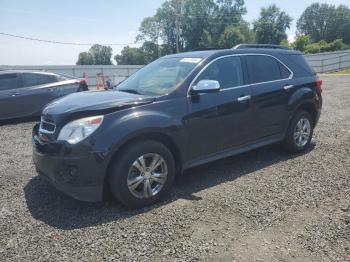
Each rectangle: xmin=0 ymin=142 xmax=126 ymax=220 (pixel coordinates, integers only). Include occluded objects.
xmin=42 ymin=90 xmax=155 ymax=123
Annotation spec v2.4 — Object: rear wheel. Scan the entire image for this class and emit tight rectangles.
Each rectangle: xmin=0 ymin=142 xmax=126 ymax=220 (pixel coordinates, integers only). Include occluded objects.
xmin=283 ymin=110 xmax=314 ymax=153
xmin=109 ymin=140 xmax=175 ymax=208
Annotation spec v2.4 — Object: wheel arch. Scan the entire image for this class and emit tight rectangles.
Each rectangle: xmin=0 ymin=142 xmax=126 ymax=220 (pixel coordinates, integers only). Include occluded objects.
xmin=103 ymin=131 xmax=183 ymax=197
xmin=287 ymin=86 xmax=318 ymax=125
xmin=295 ymin=102 xmax=318 ymax=126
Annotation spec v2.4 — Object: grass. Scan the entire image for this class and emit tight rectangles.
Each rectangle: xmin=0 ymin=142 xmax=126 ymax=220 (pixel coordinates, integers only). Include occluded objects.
xmin=331 ymin=68 xmax=350 ymax=74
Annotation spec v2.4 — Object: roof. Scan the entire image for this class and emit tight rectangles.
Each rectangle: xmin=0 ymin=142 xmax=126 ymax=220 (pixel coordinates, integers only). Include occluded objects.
xmin=164 ymin=47 xmax=301 ymax=59
xmin=0 ymin=70 xmax=58 ymax=75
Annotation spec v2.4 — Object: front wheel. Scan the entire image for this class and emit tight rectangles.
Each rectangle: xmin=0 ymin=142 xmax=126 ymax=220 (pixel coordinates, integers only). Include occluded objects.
xmin=283 ymin=110 xmax=314 ymax=153
xmin=109 ymin=140 xmax=176 ymax=208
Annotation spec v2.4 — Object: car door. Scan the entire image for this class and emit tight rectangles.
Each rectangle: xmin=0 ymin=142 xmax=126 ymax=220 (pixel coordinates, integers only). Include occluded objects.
xmin=17 ymin=73 xmax=59 ymax=116
xmin=54 ymin=79 xmax=81 ymax=96
xmin=244 ymin=55 xmax=293 ymax=139
xmin=186 ymin=55 xmax=254 ymax=160
xmin=0 ymin=73 xmax=23 ymax=119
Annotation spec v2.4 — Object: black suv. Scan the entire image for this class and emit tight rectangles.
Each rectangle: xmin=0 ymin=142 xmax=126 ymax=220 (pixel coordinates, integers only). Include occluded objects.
xmin=32 ymin=44 xmax=322 ymax=208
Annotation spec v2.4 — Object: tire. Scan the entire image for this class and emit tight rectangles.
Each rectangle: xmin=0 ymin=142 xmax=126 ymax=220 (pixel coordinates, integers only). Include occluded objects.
xmin=109 ymin=140 xmax=176 ymax=208
xmin=283 ymin=110 xmax=314 ymax=153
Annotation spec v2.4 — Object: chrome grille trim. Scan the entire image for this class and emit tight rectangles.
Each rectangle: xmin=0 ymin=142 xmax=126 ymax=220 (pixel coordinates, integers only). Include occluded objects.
xmin=39 ymin=117 xmax=56 ymax=134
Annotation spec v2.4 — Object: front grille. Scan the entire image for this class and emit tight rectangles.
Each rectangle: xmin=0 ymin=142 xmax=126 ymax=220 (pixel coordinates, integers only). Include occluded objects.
xmin=39 ymin=117 xmax=56 ymax=134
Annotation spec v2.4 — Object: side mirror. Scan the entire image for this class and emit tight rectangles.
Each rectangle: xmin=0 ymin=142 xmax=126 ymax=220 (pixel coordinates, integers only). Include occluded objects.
xmin=191 ymin=80 xmax=220 ymax=94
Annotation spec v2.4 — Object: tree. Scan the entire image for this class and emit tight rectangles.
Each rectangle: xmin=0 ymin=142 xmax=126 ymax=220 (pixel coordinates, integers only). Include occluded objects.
xmin=115 ymin=0 xmax=257 ymax=64
xmin=297 ymin=4 xmax=350 ymax=44
xmin=292 ymin=34 xmax=311 ymax=51
xmin=218 ymin=26 xmax=245 ymax=48
xmin=89 ymin=44 xmax=113 ymax=65
xmin=114 ymin=47 xmax=147 ymax=65
xmin=237 ymin=21 xmax=255 ymax=43
xmin=76 ymin=52 xmax=94 ymax=65
xmin=304 ymin=43 xmax=321 ymax=54
xmin=76 ymin=44 xmax=113 ymax=65
xmin=253 ymin=4 xmax=292 ymax=44
xmin=140 ymin=41 xmax=160 ymax=62
xmin=115 ymin=42 xmax=174 ymax=65
xmin=136 ymin=16 xmax=160 ymax=44
xmin=136 ymin=0 xmax=249 ymax=52
xmin=213 ymin=0 xmax=247 ymax=36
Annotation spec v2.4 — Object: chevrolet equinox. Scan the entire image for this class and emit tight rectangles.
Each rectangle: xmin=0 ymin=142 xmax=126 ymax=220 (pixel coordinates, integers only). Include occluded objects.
xmin=33 ymin=44 xmax=322 ymax=208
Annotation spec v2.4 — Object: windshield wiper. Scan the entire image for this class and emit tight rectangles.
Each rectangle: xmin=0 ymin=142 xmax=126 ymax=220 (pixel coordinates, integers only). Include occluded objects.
xmin=117 ymin=89 xmax=143 ymax=95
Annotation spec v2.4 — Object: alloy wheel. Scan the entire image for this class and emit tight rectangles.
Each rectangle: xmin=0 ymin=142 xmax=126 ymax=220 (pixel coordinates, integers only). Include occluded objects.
xmin=293 ymin=118 xmax=311 ymax=147
xmin=127 ymin=153 xmax=168 ymax=199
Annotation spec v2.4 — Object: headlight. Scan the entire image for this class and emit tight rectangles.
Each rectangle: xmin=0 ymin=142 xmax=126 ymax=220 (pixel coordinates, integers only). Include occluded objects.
xmin=57 ymin=115 xmax=104 ymax=144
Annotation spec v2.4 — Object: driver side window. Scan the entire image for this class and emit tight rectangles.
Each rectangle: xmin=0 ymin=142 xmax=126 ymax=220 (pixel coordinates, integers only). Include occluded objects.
xmin=195 ymin=56 xmax=243 ymax=89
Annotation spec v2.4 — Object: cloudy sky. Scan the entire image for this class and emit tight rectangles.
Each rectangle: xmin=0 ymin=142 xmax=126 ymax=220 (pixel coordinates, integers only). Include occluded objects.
xmin=0 ymin=0 xmax=346 ymax=65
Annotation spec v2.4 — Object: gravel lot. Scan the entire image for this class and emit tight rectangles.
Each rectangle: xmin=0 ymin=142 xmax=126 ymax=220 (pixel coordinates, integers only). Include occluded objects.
xmin=0 ymin=75 xmax=349 ymax=262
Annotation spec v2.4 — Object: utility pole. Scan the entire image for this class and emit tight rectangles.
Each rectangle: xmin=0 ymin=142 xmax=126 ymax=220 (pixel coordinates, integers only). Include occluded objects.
xmin=176 ymin=15 xmax=180 ymax=53
xmin=175 ymin=0 xmax=183 ymax=53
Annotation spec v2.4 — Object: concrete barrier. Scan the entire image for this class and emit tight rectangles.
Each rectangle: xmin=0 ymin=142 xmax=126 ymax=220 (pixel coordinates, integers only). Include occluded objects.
xmin=2 ymin=49 xmax=349 ymax=84
xmin=304 ymin=50 xmax=350 ymax=73
xmin=0 ymin=65 xmax=144 ymax=87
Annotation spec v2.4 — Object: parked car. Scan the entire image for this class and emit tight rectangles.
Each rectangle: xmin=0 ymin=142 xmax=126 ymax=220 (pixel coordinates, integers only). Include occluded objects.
xmin=32 ymin=44 xmax=322 ymax=208
xmin=0 ymin=71 xmax=88 ymax=120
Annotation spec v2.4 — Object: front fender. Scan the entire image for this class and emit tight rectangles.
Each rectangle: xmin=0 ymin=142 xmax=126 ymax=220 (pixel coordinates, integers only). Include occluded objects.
xmin=94 ymin=108 xmax=187 ymax=164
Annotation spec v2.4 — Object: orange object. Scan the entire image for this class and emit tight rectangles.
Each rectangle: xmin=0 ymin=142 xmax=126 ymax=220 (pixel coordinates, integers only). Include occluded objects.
xmin=96 ymin=73 xmax=106 ymax=90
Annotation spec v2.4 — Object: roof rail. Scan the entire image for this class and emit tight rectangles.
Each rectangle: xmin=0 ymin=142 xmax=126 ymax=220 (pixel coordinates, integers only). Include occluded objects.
xmin=191 ymin=47 xmax=228 ymax=51
xmin=233 ymin=44 xmax=290 ymax=50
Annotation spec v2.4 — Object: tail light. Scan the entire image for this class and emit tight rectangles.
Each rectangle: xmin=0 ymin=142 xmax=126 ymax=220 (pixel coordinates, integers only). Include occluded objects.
xmin=316 ymin=76 xmax=322 ymax=94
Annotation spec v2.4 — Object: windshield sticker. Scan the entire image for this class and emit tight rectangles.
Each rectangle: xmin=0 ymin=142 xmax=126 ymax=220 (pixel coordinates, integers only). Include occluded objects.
xmin=180 ymin=58 xmax=202 ymax=63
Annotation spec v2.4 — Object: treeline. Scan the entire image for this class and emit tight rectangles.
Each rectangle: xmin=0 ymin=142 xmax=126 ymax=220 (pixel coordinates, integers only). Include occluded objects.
xmin=76 ymin=1 xmax=350 ymax=65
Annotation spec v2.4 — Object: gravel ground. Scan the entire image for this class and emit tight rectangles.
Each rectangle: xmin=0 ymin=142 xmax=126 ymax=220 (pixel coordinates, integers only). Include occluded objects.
xmin=0 ymin=75 xmax=349 ymax=262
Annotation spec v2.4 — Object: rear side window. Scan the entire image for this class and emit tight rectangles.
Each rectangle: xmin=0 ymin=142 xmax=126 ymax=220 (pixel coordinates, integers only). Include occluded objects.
xmin=279 ymin=63 xmax=291 ymax=78
xmin=195 ymin=56 xmax=243 ymax=89
xmin=245 ymin=55 xmax=290 ymax=84
xmin=282 ymin=54 xmax=315 ymax=77
xmin=0 ymin=74 xmax=17 ymax=91
xmin=21 ymin=73 xmax=57 ymax=88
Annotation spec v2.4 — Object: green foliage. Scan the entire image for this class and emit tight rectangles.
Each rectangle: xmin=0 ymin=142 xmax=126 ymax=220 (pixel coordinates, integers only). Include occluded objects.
xmin=304 ymin=44 xmax=321 ymax=54
xmin=253 ymin=4 xmax=292 ymax=44
xmin=76 ymin=52 xmax=94 ymax=65
xmin=115 ymin=42 xmax=174 ymax=65
xmin=292 ymin=35 xmax=311 ymax=51
xmin=297 ymin=3 xmax=350 ymax=44
xmin=114 ymin=47 xmax=147 ymax=65
xmin=280 ymin=39 xmax=291 ymax=49
xmin=302 ymin=39 xmax=349 ymax=54
xmin=198 ymin=30 xmax=214 ymax=48
xmin=237 ymin=21 xmax=255 ymax=43
xmin=322 ymin=39 xmax=349 ymax=52
xmin=89 ymin=44 xmax=113 ymax=65
xmin=136 ymin=16 xmax=160 ymax=43
xmin=218 ymin=26 xmax=245 ymax=48
xmin=136 ymin=0 xmax=249 ymax=52
xmin=114 ymin=0 xmax=350 ymax=64
xmin=76 ymin=44 xmax=113 ymax=65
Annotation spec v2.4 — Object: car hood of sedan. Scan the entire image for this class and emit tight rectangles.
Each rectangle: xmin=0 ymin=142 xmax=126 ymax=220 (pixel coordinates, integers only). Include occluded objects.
xmin=42 ymin=90 xmax=156 ymax=121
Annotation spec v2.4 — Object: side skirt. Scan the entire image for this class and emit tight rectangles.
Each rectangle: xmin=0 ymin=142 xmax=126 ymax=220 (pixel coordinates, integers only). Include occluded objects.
xmin=183 ymin=134 xmax=284 ymax=170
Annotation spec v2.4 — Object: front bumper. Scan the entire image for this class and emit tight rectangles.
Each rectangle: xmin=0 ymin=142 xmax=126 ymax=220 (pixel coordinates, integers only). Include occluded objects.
xmin=32 ymin=124 xmax=106 ymax=202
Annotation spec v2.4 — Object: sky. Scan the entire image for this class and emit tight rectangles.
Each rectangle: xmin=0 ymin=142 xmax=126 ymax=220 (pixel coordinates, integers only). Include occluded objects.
xmin=0 ymin=0 xmax=348 ymax=65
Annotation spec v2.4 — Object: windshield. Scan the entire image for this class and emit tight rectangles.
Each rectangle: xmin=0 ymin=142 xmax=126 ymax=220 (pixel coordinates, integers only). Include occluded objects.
xmin=116 ymin=57 xmax=202 ymax=95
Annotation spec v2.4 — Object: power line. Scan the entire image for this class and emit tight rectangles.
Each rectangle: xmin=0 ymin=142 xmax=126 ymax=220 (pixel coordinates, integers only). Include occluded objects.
xmin=0 ymin=32 xmax=137 ymax=46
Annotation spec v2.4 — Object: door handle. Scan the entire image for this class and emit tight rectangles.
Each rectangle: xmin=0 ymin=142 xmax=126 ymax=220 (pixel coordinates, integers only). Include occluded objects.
xmin=284 ymin=85 xmax=294 ymax=90
xmin=237 ymin=95 xmax=251 ymax=102
xmin=10 ymin=92 xmax=20 ymax=97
